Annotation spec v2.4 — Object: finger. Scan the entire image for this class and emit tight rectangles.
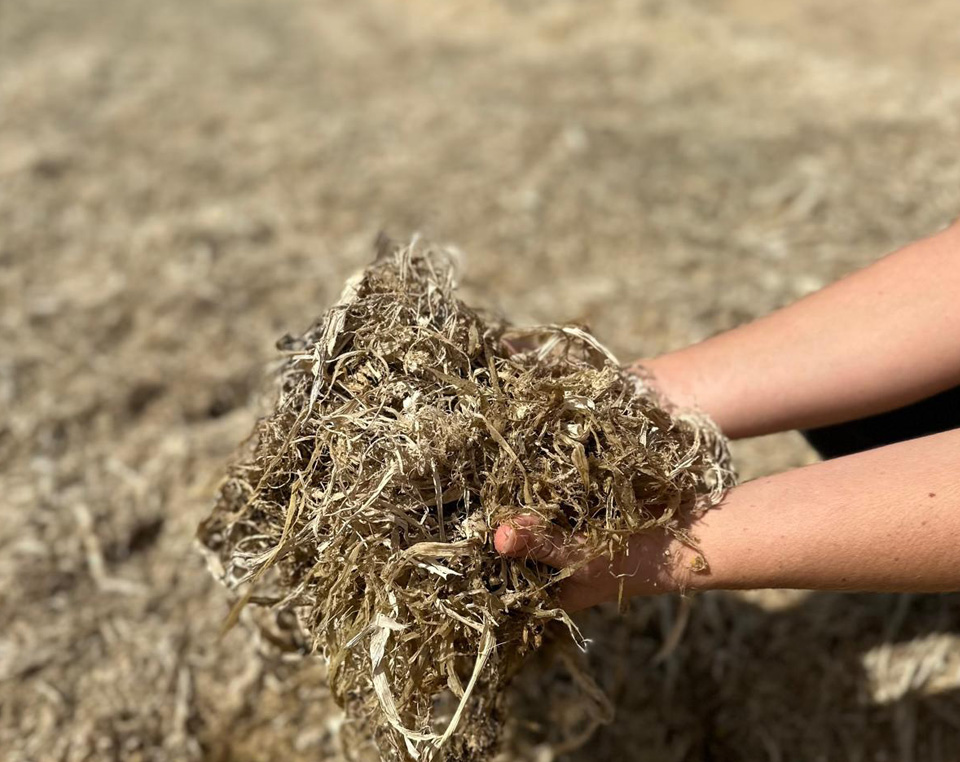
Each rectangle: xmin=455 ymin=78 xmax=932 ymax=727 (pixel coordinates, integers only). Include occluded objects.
xmin=494 ymin=515 xmax=580 ymax=569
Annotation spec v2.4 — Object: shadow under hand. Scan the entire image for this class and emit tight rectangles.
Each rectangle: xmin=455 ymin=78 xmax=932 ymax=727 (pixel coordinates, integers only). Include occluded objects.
xmin=505 ymin=591 xmax=960 ymax=762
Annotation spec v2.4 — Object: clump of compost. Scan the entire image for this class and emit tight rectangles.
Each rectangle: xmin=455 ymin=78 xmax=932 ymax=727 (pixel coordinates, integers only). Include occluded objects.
xmin=199 ymin=237 xmax=736 ymax=761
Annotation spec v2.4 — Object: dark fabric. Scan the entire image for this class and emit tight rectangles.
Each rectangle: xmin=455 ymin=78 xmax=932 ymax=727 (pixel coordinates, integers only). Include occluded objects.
xmin=802 ymin=385 xmax=960 ymax=460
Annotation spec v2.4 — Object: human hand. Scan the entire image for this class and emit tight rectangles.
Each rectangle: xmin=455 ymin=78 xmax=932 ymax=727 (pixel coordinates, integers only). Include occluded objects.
xmin=494 ymin=515 xmax=697 ymax=612
xmin=498 ymin=427 xmax=960 ymax=606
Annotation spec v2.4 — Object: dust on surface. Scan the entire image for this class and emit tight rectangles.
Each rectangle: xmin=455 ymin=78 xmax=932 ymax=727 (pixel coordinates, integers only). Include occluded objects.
xmin=3 ymin=0 xmax=960 ymax=760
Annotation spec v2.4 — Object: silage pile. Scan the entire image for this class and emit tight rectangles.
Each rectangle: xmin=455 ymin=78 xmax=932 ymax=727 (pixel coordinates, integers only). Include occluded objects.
xmin=199 ymin=238 xmax=736 ymax=761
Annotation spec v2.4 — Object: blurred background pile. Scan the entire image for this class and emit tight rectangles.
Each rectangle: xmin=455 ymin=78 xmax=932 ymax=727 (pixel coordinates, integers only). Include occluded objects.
xmin=2 ymin=0 xmax=960 ymax=759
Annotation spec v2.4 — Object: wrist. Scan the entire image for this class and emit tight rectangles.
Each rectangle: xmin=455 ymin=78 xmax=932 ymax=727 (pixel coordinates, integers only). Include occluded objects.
xmin=632 ymin=355 xmax=733 ymax=432
xmin=661 ymin=530 xmax=720 ymax=594
xmin=671 ymin=478 xmax=793 ymax=594
xmin=613 ymin=525 xmax=715 ymax=599
xmin=629 ymin=357 xmax=696 ymax=411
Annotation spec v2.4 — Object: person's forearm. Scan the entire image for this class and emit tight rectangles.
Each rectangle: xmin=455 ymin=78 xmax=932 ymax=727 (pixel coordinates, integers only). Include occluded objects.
xmin=640 ymin=222 xmax=960 ymax=439
xmin=668 ymin=427 xmax=960 ymax=593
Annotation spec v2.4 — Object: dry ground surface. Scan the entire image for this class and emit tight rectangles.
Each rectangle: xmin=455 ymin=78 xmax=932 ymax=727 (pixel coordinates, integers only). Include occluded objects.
xmin=3 ymin=0 xmax=960 ymax=760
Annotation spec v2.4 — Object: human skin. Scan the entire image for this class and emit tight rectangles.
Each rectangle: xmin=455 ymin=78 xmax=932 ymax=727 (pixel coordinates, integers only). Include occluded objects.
xmin=641 ymin=220 xmax=960 ymax=440
xmin=495 ymin=221 xmax=960 ymax=611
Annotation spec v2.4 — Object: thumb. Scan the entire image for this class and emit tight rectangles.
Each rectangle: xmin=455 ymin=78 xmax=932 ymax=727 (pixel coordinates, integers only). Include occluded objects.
xmin=494 ymin=515 xmax=581 ymax=569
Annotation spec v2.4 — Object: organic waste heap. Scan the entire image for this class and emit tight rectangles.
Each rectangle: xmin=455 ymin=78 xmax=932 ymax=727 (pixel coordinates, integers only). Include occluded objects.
xmin=199 ymin=239 xmax=736 ymax=761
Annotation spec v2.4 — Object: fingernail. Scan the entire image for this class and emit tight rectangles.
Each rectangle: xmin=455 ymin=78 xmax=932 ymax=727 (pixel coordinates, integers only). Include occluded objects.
xmin=495 ymin=524 xmax=517 ymax=554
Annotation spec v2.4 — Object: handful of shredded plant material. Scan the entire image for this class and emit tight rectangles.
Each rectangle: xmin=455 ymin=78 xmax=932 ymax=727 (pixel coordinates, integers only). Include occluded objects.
xmin=199 ymin=238 xmax=736 ymax=761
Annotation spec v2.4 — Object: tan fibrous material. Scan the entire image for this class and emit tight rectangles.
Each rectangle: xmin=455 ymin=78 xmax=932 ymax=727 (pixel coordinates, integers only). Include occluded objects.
xmin=199 ymin=238 xmax=736 ymax=761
